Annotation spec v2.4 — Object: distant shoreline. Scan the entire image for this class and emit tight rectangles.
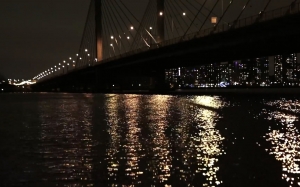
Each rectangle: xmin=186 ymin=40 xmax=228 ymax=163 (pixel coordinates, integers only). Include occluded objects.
xmin=115 ymin=88 xmax=300 ymax=95
xmin=3 ymin=87 xmax=300 ymax=95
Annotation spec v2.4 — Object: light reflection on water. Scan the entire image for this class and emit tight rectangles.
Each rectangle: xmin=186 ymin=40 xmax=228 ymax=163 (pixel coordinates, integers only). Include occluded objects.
xmin=177 ymin=96 xmax=224 ymax=186
xmin=2 ymin=93 xmax=300 ymax=186
xmin=104 ymin=95 xmax=225 ymax=186
xmin=263 ymin=99 xmax=300 ymax=186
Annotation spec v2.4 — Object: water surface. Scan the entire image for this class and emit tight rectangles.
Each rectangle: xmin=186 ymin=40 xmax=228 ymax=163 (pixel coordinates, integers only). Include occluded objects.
xmin=0 ymin=93 xmax=299 ymax=186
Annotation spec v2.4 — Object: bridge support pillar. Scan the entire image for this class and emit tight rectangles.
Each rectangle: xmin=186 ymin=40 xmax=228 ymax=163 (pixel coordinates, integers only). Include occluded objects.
xmin=157 ymin=0 xmax=164 ymax=43
xmin=95 ymin=0 xmax=103 ymax=61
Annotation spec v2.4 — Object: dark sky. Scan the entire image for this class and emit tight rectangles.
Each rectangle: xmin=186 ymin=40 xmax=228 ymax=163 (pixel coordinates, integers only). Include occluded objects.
xmin=0 ymin=0 xmax=291 ymax=79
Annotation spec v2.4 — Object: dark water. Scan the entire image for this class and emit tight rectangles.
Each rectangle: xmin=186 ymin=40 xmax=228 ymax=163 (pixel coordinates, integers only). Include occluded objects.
xmin=0 ymin=93 xmax=299 ymax=187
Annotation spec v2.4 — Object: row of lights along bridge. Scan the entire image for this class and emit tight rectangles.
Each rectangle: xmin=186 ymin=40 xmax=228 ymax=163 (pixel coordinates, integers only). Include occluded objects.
xmin=33 ymin=10 xmax=220 ymax=81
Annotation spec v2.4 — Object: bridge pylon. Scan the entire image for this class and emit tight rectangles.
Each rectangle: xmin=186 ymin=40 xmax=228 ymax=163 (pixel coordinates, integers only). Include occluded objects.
xmin=95 ymin=0 xmax=103 ymax=61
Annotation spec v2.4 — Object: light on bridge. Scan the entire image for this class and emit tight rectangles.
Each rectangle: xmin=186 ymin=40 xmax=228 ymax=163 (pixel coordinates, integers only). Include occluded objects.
xmin=127 ymin=36 xmax=130 ymax=39
xmin=85 ymin=49 xmax=88 ymax=52
xmin=111 ymin=36 xmax=114 ymax=39
xmin=159 ymin=11 xmax=163 ymax=16
xmin=150 ymin=27 xmax=152 ymax=30
xmin=211 ymin=17 xmax=218 ymax=24
xmin=130 ymin=26 xmax=134 ymax=30
xmin=183 ymin=12 xmax=186 ymax=16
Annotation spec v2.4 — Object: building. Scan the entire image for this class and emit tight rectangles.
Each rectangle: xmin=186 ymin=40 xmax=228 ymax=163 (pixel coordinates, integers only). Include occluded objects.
xmin=164 ymin=53 xmax=299 ymax=89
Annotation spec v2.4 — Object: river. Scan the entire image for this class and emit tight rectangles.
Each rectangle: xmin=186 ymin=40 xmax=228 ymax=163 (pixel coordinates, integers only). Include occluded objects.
xmin=0 ymin=93 xmax=299 ymax=187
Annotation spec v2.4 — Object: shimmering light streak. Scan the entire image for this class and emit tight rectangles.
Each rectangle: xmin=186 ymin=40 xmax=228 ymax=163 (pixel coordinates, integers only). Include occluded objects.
xmin=264 ymin=99 xmax=300 ymax=186
xmin=123 ymin=95 xmax=143 ymax=184
xmin=105 ymin=94 xmax=121 ymax=182
xmin=102 ymin=95 xmax=226 ymax=185
xmin=147 ymin=95 xmax=172 ymax=184
xmin=175 ymin=96 xmax=224 ymax=186
xmin=191 ymin=96 xmax=227 ymax=109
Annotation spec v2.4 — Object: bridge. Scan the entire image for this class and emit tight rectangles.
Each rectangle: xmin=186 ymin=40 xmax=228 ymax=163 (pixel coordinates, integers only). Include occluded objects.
xmin=31 ymin=0 xmax=300 ymax=92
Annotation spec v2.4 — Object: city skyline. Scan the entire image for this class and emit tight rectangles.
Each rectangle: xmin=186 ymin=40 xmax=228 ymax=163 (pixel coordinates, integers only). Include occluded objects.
xmin=166 ymin=53 xmax=300 ymax=88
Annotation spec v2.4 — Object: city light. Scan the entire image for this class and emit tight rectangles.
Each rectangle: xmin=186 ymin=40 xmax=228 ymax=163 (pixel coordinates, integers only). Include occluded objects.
xmin=165 ymin=54 xmax=298 ymax=89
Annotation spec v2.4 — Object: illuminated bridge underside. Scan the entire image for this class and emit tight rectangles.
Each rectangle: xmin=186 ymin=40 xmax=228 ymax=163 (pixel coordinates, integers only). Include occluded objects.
xmin=33 ymin=12 xmax=300 ymax=92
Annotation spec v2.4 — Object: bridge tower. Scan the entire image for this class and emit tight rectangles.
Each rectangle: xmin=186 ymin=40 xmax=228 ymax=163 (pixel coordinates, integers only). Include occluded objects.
xmin=157 ymin=0 xmax=165 ymax=43
xmin=95 ymin=0 xmax=103 ymax=61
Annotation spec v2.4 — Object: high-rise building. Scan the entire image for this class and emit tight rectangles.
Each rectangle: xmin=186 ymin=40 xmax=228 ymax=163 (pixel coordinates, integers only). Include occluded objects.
xmin=164 ymin=53 xmax=299 ymax=89
xmin=284 ymin=53 xmax=298 ymax=85
xmin=253 ymin=57 xmax=270 ymax=86
xmin=274 ymin=55 xmax=283 ymax=85
xmin=274 ymin=53 xmax=298 ymax=86
xmin=239 ymin=59 xmax=252 ymax=85
xmin=165 ymin=68 xmax=181 ymax=88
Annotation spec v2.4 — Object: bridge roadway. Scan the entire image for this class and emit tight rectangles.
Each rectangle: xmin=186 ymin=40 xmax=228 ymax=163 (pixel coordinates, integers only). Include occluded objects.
xmin=33 ymin=12 xmax=300 ymax=93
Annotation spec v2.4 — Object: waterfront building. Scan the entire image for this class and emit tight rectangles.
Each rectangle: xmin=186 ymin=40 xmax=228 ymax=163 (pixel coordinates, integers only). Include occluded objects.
xmin=274 ymin=53 xmax=298 ymax=86
xmin=164 ymin=53 xmax=299 ymax=88
xmin=239 ymin=59 xmax=252 ymax=86
xmin=284 ymin=53 xmax=298 ymax=85
xmin=253 ymin=57 xmax=270 ymax=86
xmin=274 ymin=55 xmax=283 ymax=85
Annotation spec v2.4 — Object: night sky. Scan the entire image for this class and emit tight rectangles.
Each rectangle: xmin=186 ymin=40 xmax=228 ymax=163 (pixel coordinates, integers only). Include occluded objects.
xmin=0 ymin=0 xmax=291 ymax=79
xmin=0 ymin=0 xmax=147 ymax=79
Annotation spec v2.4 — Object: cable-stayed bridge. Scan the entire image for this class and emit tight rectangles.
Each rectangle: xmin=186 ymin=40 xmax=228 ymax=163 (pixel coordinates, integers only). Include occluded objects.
xmin=32 ymin=0 xmax=300 ymax=92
